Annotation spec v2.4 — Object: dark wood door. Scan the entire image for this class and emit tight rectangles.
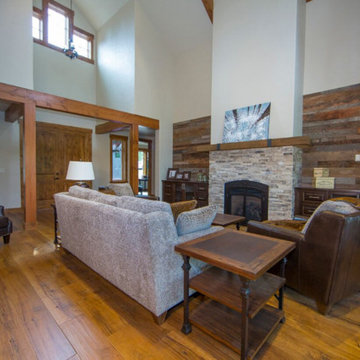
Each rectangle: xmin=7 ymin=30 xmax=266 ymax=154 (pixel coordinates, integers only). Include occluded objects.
xmin=36 ymin=122 xmax=92 ymax=208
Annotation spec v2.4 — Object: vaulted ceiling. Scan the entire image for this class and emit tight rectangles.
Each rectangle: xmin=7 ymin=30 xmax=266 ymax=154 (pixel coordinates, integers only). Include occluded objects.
xmin=73 ymin=0 xmax=212 ymax=54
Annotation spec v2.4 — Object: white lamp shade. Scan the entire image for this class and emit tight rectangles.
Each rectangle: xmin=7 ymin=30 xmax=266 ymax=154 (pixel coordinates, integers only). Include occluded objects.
xmin=66 ymin=161 xmax=95 ymax=181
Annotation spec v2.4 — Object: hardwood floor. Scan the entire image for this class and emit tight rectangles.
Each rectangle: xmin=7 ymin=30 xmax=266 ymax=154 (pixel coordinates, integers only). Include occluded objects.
xmin=1 ymin=209 xmax=360 ymax=360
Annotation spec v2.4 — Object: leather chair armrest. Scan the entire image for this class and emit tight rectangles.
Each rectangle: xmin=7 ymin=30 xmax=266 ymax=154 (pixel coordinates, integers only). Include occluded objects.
xmin=247 ymin=220 xmax=304 ymax=243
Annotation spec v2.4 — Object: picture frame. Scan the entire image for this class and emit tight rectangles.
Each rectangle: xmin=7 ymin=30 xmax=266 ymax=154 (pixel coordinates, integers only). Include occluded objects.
xmin=167 ymin=168 xmax=178 ymax=180
xmin=183 ymin=171 xmax=191 ymax=181
xmin=175 ymin=172 xmax=184 ymax=180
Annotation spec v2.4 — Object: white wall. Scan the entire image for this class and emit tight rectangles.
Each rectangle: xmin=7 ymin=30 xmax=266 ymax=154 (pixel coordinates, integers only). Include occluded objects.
xmin=96 ymin=0 xmax=135 ymax=112
xmin=304 ymin=0 xmax=360 ymax=94
xmin=134 ymin=1 xmax=175 ymax=196
xmin=34 ymin=43 xmax=97 ymax=102
xmin=0 ymin=0 xmax=33 ymax=208
xmin=211 ymin=0 xmax=305 ymax=144
xmin=173 ymin=41 xmax=212 ymax=123
xmin=0 ymin=112 xmax=21 ymax=208
xmin=0 ymin=0 xmax=33 ymax=89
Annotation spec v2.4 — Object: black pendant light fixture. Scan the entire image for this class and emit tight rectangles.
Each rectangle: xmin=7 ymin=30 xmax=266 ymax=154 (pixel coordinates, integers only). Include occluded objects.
xmin=63 ymin=0 xmax=78 ymax=59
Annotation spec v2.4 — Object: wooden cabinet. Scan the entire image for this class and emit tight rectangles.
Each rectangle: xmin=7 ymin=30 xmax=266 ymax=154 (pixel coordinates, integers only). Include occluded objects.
xmin=162 ymin=180 xmax=208 ymax=207
xmin=295 ymin=187 xmax=360 ymax=217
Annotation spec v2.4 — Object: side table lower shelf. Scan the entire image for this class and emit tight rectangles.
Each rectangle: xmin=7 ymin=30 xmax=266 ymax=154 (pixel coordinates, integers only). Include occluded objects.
xmin=191 ymin=300 xmax=283 ymax=359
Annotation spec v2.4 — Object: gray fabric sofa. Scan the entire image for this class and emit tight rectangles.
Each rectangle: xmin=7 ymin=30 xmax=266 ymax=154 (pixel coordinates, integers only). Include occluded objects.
xmin=54 ymin=186 xmax=222 ymax=323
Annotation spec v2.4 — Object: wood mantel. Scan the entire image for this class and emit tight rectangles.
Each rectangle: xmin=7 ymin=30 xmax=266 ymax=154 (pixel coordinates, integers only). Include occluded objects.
xmin=190 ymin=136 xmax=311 ymax=153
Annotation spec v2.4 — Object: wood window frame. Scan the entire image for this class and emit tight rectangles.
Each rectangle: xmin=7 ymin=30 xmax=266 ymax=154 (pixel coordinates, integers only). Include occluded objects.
xmin=32 ymin=7 xmax=43 ymax=41
xmin=110 ymin=135 xmax=128 ymax=183
xmin=73 ymin=26 xmax=95 ymax=64
xmin=139 ymin=138 xmax=153 ymax=195
xmin=32 ymin=0 xmax=95 ymax=64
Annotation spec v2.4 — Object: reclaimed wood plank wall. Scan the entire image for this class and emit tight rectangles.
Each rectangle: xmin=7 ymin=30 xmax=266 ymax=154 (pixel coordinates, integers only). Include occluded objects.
xmin=173 ymin=116 xmax=210 ymax=181
xmin=302 ymin=84 xmax=360 ymax=187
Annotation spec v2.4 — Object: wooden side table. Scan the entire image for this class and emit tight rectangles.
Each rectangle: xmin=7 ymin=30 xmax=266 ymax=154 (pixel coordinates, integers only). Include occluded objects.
xmin=212 ymin=213 xmax=245 ymax=230
xmin=175 ymin=228 xmax=295 ymax=360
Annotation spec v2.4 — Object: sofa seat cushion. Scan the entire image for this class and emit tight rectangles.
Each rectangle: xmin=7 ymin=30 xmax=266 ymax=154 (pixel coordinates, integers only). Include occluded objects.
xmin=263 ymin=219 xmax=307 ymax=232
xmin=302 ymin=199 xmax=359 ymax=234
xmin=176 ymin=205 xmax=217 ymax=236
xmin=170 ymin=200 xmax=197 ymax=222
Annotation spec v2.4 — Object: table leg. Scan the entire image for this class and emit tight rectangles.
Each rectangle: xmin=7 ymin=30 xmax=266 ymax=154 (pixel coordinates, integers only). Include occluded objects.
xmin=236 ymin=222 xmax=240 ymax=230
xmin=181 ymin=255 xmax=192 ymax=334
xmin=240 ymin=277 xmax=250 ymax=360
xmin=279 ymin=257 xmax=287 ymax=322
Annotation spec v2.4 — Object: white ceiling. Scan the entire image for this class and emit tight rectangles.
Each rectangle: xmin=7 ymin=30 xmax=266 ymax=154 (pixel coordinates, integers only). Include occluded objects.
xmin=74 ymin=0 xmax=129 ymax=31
xmin=73 ymin=0 xmax=212 ymax=54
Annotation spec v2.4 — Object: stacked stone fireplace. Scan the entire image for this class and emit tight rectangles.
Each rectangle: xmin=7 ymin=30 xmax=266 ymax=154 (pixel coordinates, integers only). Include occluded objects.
xmin=209 ymin=146 xmax=302 ymax=220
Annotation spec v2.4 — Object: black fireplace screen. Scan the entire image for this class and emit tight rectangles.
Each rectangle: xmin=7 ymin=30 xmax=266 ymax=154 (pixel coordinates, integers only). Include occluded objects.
xmin=224 ymin=180 xmax=269 ymax=224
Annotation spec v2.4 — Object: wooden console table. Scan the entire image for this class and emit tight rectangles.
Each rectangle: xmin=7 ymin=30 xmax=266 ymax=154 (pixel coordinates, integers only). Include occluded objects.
xmin=175 ymin=229 xmax=295 ymax=360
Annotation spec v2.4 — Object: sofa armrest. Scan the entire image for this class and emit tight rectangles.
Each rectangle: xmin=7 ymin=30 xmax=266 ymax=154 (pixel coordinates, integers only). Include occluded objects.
xmin=247 ymin=220 xmax=304 ymax=243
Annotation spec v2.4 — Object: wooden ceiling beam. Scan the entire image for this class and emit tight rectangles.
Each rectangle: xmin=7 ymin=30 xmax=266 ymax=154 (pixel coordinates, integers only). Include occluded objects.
xmin=5 ymin=103 xmax=24 ymax=122
xmin=201 ymin=0 xmax=213 ymax=23
xmin=0 ymin=82 xmax=159 ymax=129
xmin=95 ymin=121 xmax=129 ymax=134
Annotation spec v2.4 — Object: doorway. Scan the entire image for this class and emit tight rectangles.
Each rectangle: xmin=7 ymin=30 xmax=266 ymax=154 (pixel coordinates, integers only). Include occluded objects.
xmin=35 ymin=122 xmax=92 ymax=208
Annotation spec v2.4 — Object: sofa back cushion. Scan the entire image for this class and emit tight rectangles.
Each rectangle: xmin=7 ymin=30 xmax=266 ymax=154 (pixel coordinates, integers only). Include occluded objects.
xmin=176 ymin=205 xmax=217 ymax=236
xmin=302 ymin=199 xmax=359 ymax=234
xmin=111 ymin=196 xmax=172 ymax=215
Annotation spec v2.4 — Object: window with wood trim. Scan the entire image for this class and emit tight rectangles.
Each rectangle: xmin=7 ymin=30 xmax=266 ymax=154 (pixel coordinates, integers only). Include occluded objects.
xmin=32 ymin=8 xmax=43 ymax=40
xmin=73 ymin=27 xmax=94 ymax=61
xmin=110 ymin=135 xmax=128 ymax=183
xmin=32 ymin=1 xmax=94 ymax=64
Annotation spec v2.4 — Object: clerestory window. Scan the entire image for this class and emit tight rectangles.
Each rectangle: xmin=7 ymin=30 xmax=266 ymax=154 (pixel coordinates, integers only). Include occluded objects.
xmin=32 ymin=1 xmax=94 ymax=64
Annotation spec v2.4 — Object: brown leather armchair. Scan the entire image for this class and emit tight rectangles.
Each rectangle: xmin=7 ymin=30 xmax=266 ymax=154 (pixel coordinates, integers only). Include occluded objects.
xmin=247 ymin=207 xmax=360 ymax=315
xmin=0 ymin=206 xmax=12 ymax=244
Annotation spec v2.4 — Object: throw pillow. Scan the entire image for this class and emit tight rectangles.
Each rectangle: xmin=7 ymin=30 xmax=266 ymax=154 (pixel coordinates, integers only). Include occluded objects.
xmin=301 ymin=200 xmax=359 ymax=234
xmin=170 ymin=200 xmax=197 ymax=222
xmin=176 ymin=204 xmax=217 ymax=236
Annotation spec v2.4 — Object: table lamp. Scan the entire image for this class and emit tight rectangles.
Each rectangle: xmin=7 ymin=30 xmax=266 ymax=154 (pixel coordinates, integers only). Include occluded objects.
xmin=66 ymin=161 xmax=94 ymax=188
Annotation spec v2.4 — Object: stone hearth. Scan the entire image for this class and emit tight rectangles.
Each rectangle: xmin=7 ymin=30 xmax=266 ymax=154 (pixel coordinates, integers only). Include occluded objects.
xmin=209 ymin=146 xmax=302 ymax=220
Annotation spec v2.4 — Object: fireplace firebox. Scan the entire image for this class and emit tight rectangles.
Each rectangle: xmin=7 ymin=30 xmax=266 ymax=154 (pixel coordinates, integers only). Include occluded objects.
xmin=224 ymin=180 xmax=269 ymax=224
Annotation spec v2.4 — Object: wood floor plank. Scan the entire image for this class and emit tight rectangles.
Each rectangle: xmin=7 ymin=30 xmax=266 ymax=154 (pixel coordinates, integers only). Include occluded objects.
xmin=0 ymin=248 xmax=76 ymax=360
xmin=61 ymin=315 xmax=123 ymax=360
xmin=1 ymin=209 xmax=360 ymax=360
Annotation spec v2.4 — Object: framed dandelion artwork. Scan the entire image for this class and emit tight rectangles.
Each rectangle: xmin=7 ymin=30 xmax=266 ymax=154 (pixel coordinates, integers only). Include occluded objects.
xmin=223 ymin=102 xmax=271 ymax=143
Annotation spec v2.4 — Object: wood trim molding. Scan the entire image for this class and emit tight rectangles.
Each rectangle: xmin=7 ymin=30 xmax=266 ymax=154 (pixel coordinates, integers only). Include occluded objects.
xmin=96 ymin=121 xmax=129 ymax=134
xmin=5 ymin=103 xmax=24 ymax=122
xmin=191 ymin=136 xmax=312 ymax=153
xmin=129 ymin=125 xmax=139 ymax=194
xmin=201 ymin=0 xmax=213 ymax=23
xmin=36 ymin=121 xmax=92 ymax=134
